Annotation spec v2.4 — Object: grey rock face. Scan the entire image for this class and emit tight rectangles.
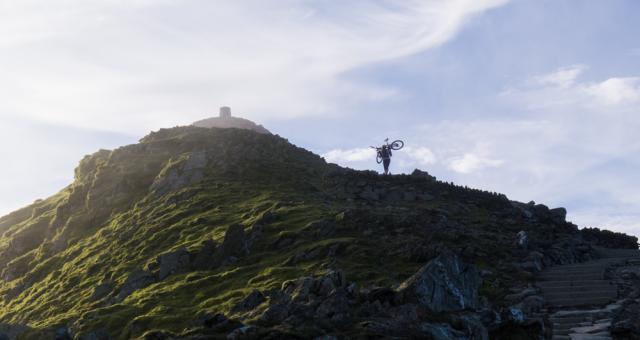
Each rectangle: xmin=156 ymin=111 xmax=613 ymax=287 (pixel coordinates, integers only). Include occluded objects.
xmin=398 ymin=252 xmax=480 ymax=312
xmin=151 ymin=151 xmax=208 ymax=196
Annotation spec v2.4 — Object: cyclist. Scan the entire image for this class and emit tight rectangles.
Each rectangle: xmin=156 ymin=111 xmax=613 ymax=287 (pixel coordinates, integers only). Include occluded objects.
xmin=380 ymin=144 xmax=392 ymax=175
xmin=372 ymin=138 xmax=403 ymax=175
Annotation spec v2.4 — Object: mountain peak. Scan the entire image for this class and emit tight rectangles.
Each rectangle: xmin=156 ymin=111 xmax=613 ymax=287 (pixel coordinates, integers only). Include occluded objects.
xmin=192 ymin=106 xmax=271 ymax=134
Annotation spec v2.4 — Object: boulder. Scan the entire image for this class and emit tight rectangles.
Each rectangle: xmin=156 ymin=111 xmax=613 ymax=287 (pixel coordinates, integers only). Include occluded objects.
xmin=157 ymin=248 xmax=191 ymax=280
xmin=549 ymin=207 xmax=567 ymax=224
xmin=411 ymin=169 xmax=436 ymax=181
xmin=218 ymin=224 xmax=249 ymax=260
xmin=516 ymin=231 xmax=528 ymax=250
xmin=398 ymin=252 xmax=480 ymax=312
xmin=191 ymin=240 xmax=218 ymax=270
xmin=232 ymin=290 xmax=266 ymax=313
xmin=116 ymin=269 xmax=156 ymax=301
xmin=226 ymin=326 xmax=258 ymax=340
xmin=419 ymin=323 xmax=467 ymax=340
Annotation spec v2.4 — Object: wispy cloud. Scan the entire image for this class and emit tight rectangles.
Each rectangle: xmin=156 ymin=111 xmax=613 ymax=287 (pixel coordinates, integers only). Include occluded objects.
xmin=323 ymin=148 xmax=373 ymax=163
xmin=0 ymin=0 xmax=510 ymax=133
xmin=448 ymin=153 xmax=503 ymax=174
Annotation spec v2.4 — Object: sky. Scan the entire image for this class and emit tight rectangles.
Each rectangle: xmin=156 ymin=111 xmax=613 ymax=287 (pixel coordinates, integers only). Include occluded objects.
xmin=1 ymin=0 xmax=639 ymax=238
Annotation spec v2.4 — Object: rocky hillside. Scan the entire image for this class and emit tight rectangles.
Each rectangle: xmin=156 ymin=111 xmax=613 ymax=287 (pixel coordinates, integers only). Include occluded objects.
xmin=0 ymin=126 xmax=636 ymax=339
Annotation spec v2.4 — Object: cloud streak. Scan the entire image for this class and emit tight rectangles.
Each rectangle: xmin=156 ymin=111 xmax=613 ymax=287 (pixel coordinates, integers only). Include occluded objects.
xmin=0 ymin=0 xmax=509 ymax=133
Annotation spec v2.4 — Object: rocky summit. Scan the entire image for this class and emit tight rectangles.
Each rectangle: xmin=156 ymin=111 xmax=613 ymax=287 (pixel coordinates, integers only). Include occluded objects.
xmin=192 ymin=107 xmax=271 ymax=134
xmin=0 ymin=125 xmax=637 ymax=340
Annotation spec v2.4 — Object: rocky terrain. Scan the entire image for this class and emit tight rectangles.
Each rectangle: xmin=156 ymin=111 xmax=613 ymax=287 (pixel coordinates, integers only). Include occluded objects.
xmin=0 ymin=126 xmax=636 ymax=339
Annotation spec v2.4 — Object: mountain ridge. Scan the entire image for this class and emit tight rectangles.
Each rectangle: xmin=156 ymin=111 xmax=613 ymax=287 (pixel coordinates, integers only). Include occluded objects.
xmin=0 ymin=125 xmax=636 ymax=339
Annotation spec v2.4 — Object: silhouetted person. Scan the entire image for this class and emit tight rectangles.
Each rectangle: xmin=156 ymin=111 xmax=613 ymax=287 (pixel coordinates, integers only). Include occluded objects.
xmin=380 ymin=145 xmax=392 ymax=175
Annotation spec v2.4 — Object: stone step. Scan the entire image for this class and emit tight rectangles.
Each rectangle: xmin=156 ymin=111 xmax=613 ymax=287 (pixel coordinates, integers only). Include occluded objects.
xmin=551 ymin=316 xmax=592 ymax=324
xmin=566 ymin=336 xmax=611 ymax=340
xmin=539 ymin=281 xmax=618 ymax=293
xmin=546 ymin=296 xmax=614 ymax=307
xmin=539 ymin=272 xmax=604 ymax=281
xmin=540 ymin=285 xmax=617 ymax=295
xmin=551 ymin=308 xmax=615 ymax=319
xmin=543 ymin=264 xmax=611 ymax=273
xmin=542 ymin=290 xmax=618 ymax=300
xmin=537 ymin=280 xmax=614 ymax=288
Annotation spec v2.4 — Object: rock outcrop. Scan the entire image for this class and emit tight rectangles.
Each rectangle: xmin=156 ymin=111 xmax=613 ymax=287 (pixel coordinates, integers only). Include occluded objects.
xmin=398 ymin=252 xmax=480 ymax=312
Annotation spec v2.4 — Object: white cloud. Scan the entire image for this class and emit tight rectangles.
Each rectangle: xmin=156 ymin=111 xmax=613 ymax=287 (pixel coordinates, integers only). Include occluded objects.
xmin=322 ymin=148 xmax=373 ymax=163
xmin=0 ymin=0 xmax=510 ymax=133
xmin=504 ymin=65 xmax=640 ymax=111
xmin=448 ymin=153 xmax=503 ymax=174
xmin=584 ymin=77 xmax=640 ymax=105
xmin=404 ymin=146 xmax=437 ymax=166
xmin=532 ymin=64 xmax=586 ymax=88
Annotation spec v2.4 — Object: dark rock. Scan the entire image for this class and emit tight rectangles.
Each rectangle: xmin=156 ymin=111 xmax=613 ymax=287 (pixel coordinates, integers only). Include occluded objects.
xmin=219 ymin=224 xmax=249 ymax=259
xmin=519 ymin=295 xmax=544 ymax=316
xmin=79 ymin=329 xmax=111 ymax=340
xmin=516 ymin=231 xmax=528 ymax=250
xmin=533 ymin=204 xmax=550 ymax=218
xmin=419 ymin=323 xmax=466 ymax=340
xmin=191 ymin=240 xmax=218 ymax=270
xmin=282 ymin=277 xmax=315 ymax=302
xmin=455 ymin=315 xmax=489 ymax=340
xmin=55 ymin=327 xmax=72 ymax=340
xmin=398 ymin=252 xmax=480 ymax=312
xmin=199 ymin=312 xmax=230 ymax=328
xmin=141 ymin=331 xmax=176 ymax=340
xmin=90 ymin=281 xmax=113 ymax=301
xmin=116 ymin=269 xmax=156 ymax=301
xmin=549 ymin=207 xmax=567 ymax=224
xmin=504 ymin=287 xmax=537 ymax=303
xmin=157 ymin=248 xmax=191 ymax=280
xmin=402 ymin=192 xmax=417 ymax=202
xmin=227 ymin=326 xmax=258 ymax=340
xmin=366 ymin=287 xmax=397 ymax=305
xmin=259 ymin=303 xmax=290 ymax=325
xmin=232 ymin=290 xmax=266 ymax=313
xmin=411 ymin=169 xmax=436 ymax=181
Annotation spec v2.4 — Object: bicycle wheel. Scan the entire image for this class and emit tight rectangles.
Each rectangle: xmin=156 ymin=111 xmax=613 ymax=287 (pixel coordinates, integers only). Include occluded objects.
xmin=390 ymin=140 xmax=404 ymax=150
xmin=376 ymin=154 xmax=383 ymax=164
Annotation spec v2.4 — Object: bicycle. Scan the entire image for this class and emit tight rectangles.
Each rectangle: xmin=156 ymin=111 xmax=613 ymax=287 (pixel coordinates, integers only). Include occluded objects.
xmin=370 ymin=138 xmax=404 ymax=164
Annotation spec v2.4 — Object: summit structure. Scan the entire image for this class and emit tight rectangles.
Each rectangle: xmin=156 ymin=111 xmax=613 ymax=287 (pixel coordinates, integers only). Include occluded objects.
xmin=192 ymin=106 xmax=270 ymax=134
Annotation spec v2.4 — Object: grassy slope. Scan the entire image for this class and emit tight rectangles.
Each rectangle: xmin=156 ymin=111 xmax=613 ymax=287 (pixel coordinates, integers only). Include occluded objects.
xmin=0 ymin=127 xmax=633 ymax=339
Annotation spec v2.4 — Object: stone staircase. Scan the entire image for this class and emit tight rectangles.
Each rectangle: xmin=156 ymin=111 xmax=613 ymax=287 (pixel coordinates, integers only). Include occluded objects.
xmin=536 ymin=247 xmax=640 ymax=340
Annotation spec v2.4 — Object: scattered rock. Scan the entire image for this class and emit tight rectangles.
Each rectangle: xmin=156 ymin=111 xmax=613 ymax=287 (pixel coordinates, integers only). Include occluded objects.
xmin=549 ymin=207 xmax=567 ymax=224
xmin=116 ymin=269 xmax=156 ymax=301
xmin=218 ymin=224 xmax=249 ymax=260
xmin=157 ymin=248 xmax=191 ymax=280
xmin=516 ymin=231 xmax=529 ymax=250
xmin=398 ymin=252 xmax=480 ymax=312
xmin=191 ymin=240 xmax=218 ymax=270
xmin=232 ymin=290 xmax=266 ymax=313
xmin=90 ymin=281 xmax=113 ymax=301
xmin=227 ymin=326 xmax=258 ymax=340
xmin=419 ymin=323 xmax=467 ymax=340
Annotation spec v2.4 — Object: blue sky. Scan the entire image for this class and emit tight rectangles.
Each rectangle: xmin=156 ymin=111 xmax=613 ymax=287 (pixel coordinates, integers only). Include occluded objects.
xmin=1 ymin=0 xmax=639 ymax=238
